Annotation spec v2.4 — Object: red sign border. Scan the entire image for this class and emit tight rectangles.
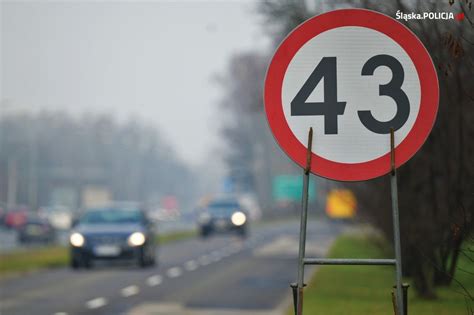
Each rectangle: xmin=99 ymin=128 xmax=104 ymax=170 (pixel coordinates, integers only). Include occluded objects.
xmin=264 ymin=9 xmax=439 ymax=181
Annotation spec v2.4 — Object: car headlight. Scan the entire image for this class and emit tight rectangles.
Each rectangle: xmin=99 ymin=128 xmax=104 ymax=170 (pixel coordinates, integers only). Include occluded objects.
xmin=231 ymin=211 xmax=246 ymax=226
xmin=70 ymin=232 xmax=85 ymax=247
xmin=128 ymin=232 xmax=146 ymax=246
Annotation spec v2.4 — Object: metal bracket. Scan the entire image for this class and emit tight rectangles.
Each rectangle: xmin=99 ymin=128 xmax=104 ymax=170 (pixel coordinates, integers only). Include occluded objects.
xmin=292 ymin=127 xmax=405 ymax=315
xmin=304 ymin=258 xmax=396 ymax=265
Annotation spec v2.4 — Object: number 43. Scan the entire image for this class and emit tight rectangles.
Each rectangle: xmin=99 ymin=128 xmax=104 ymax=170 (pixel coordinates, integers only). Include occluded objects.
xmin=291 ymin=55 xmax=410 ymax=135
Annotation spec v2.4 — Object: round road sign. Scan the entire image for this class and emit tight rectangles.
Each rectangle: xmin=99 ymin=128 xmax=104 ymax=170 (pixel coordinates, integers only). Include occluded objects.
xmin=264 ymin=9 xmax=438 ymax=181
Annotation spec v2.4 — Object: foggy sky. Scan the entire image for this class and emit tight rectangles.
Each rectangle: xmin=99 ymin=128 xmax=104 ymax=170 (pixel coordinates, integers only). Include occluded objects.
xmin=1 ymin=0 xmax=270 ymax=167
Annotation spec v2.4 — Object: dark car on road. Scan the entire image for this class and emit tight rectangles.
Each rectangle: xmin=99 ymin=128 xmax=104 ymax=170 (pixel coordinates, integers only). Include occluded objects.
xmin=197 ymin=198 xmax=248 ymax=238
xmin=69 ymin=205 xmax=156 ymax=269
xmin=18 ymin=215 xmax=55 ymax=244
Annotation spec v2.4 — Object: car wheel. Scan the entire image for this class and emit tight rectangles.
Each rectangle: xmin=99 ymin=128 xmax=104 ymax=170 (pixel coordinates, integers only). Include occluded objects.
xmin=200 ymin=227 xmax=210 ymax=238
xmin=18 ymin=235 xmax=26 ymax=244
xmin=138 ymin=251 xmax=148 ymax=268
xmin=83 ymin=258 xmax=93 ymax=269
xmin=71 ymin=257 xmax=81 ymax=270
xmin=148 ymin=255 xmax=157 ymax=267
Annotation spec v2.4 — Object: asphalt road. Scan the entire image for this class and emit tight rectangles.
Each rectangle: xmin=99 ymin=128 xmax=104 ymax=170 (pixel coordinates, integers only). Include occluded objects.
xmin=0 ymin=219 xmax=346 ymax=315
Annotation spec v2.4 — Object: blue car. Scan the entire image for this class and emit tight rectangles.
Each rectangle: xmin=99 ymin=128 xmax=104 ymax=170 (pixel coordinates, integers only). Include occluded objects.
xmin=69 ymin=205 xmax=156 ymax=269
xmin=197 ymin=198 xmax=248 ymax=238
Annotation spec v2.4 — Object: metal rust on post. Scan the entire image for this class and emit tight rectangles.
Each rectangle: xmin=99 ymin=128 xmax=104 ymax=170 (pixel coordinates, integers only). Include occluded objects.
xmin=394 ymin=283 xmax=409 ymax=315
xmin=305 ymin=127 xmax=313 ymax=175
xmin=402 ymin=283 xmax=409 ymax=315
xmin=290 ymin=283 xmax=307 ymax=315
xmin=392 ymin=290 xmax=398 ymax=315
xmin=297 ymin=287 xmax=304 ymax=314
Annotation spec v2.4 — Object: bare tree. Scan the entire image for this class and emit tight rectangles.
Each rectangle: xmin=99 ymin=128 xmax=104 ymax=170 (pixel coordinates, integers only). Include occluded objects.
xmin=0 ymin=112 xmax=198 ymax=210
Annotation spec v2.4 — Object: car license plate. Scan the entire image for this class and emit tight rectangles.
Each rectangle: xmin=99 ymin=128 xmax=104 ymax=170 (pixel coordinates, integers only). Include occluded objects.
xmin=94 ymin=245 xmax=120 ymax=257
xmin=216 ymin=219 xmax=227 ymax=229
xmin=26 ymin=226 xmax=42 ymax=235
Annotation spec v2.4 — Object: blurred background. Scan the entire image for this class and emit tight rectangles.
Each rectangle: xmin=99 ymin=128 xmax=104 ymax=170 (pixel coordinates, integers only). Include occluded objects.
xmin=0 ymin=1 xmax=473 ymax=315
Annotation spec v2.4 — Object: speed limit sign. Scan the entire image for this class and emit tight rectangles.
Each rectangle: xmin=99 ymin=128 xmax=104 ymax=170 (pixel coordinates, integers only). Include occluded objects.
xmin=264 ymin=9 xmax=439 ymax=181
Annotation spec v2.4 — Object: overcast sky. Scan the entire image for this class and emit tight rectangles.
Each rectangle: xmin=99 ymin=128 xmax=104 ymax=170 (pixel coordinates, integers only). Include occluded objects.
xmin=1 ymin=0 xmax=271 ymax=167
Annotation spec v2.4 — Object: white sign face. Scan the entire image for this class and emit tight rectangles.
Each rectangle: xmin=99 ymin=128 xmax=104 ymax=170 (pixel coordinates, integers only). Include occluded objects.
xmin=264 ymin=9 xmax=439 ymax=181
xmin=282 ymin=26 xmax=420 ymax=164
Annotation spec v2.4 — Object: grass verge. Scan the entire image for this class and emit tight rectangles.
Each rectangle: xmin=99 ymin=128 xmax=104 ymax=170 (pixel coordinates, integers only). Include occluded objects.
xmin=157 ymin=230 xmax=196 ymax=244
xmin=0 ymin=229 xmax=196 ymax=277
xmin=0 ymin=246 xmax=68 ymax=277
xmin=295 ymin=234 xmax=473 ymax=315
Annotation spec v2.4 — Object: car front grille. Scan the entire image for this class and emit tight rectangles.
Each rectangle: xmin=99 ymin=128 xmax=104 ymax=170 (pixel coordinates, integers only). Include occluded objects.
xmin=87 ymin=234 xmax=127 ymax=245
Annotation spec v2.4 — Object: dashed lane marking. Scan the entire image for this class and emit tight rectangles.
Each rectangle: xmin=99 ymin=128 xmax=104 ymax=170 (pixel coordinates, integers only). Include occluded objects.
xmin=184 ymin=260 xmax=198 ymax=271
xmin=121 ymin=285 xmax=140 ymax=297
xmin=166 ymin=267 xmax=183 ymax=278
xmin=210 ymin=251 xmax=222 ymax=262
xmin=146 ymin=275 xmax=163 ymax=287
xmin=198 ymin=255 xmax=211 ymax=266
xmin=221 ymin=249 xmax=232 ymax=257
xmin=86 ymin=297 xmax=107 ymax=309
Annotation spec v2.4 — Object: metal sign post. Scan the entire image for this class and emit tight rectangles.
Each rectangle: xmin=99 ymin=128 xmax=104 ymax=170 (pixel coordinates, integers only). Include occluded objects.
xmin=390 ymin=128 xmax=404 ymax=315
xmin=293 ymin=128 xmax=405 ymax=315
xmin=296 ymin=127 xmax=312 ymax=315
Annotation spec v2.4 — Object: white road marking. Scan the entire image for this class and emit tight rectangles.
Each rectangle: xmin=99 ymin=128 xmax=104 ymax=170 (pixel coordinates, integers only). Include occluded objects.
xmin=221 ymin=250 xmax=231 ymax=257
xmin=121 ymin=285 xmax=140 ymax=297
xmin=166 ymin=267 xmax=183 ymax=278
xmin=53 ymin=312 xmax=68 ymax=315
xmin=146 ymin=275 xmax=163 ymax=287
xmin=211 ymin=250 xmax=222 ymax=262
xmin=184 ymin=260 xmax=198 ymax=271
xmin=86 ymin=297 xmax=107 ymax=309
xmin=198 ymin=255 xmax=211 ymax=266
xmin=210 ymin=250 xmax=222 ymax=262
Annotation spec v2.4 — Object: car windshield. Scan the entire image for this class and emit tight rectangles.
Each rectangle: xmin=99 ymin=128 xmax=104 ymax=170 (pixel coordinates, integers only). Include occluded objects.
xmin=207 ymin=201 xmax=239 ymax=216
xmin=26 ymin=219 xmax=44 ymax=225
xmin=79 ymin=209 xmax=143 ymax=224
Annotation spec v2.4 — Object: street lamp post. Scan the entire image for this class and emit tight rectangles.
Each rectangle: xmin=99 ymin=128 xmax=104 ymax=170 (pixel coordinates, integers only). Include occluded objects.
xmin=0 ymin=99 xmax=38 ymax=209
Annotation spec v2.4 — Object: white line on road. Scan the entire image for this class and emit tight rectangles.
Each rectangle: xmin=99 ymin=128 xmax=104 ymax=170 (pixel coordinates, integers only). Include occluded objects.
xmin=198 ymin=255 xmax=211 ymax=266
xmin=121 ymin=285 xmax=140 ymax=297
xmin=86 ymin=297 xmax=107 ymax=309
xmin=53 ymin=312 xmax=68 ymax=315
xmin=184 ymin=260 xmax=198 ymax=271
xmin=221 ymin=251 xmax=231 ymax=257
xmin=210 ymin=250 xmax=222 ymax=262
xmin=146 ymin=275 xmax=163 ymax=287
xmin=166 ymin=267 xmax=183 ymax=278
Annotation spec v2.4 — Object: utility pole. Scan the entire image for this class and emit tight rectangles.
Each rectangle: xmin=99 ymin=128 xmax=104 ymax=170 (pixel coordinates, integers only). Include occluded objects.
xmin=28 ymin=123 xmax=38 ymax=210
xmin=7 ymin=157 xmax=17 ymax=207
xmin=0 ymin=98 xmax=9 ymax=204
